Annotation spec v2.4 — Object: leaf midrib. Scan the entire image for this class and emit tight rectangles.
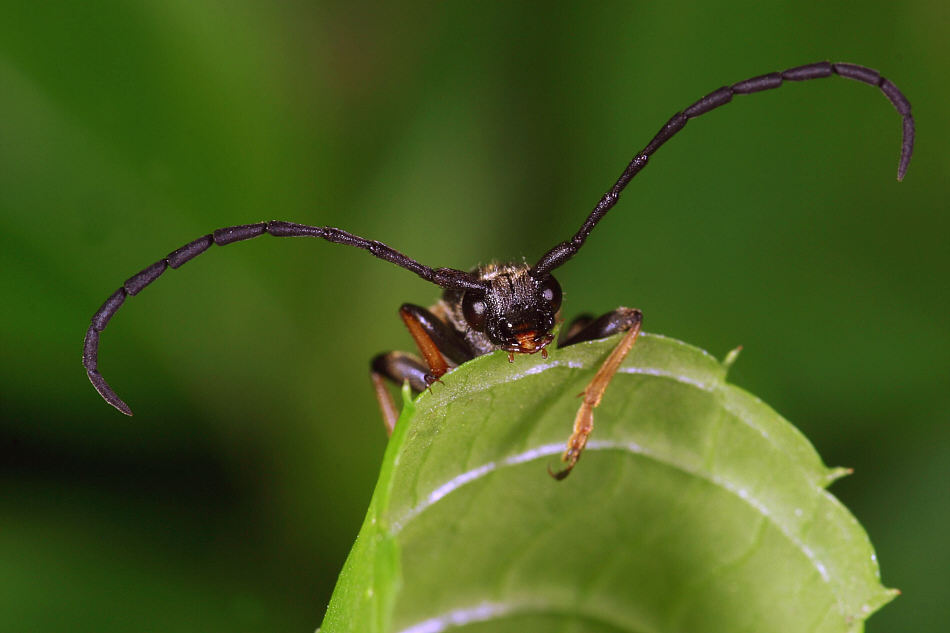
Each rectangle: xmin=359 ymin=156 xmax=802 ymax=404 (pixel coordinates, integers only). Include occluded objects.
xmin=393 ymin=599 xmax=656 ymax=633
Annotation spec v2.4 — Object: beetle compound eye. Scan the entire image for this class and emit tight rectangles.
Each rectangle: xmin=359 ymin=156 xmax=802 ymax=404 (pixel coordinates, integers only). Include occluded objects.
xmin=462 ymin=291 xmax=488 ymax=332
xmin=539 ymin=276 xmax=562 ymax=311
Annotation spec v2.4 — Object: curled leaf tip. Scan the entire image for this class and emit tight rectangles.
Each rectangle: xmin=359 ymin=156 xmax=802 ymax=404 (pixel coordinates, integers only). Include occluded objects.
xmin=826 ymin=466 xmax=854 ymax=484
xmin=722 ymin=345 xmax=743 ymax=372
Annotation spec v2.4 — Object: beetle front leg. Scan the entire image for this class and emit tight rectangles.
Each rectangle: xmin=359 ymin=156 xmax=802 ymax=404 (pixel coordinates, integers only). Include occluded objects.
xmin=550 ymin=307 xmax=643 ymax=480
xmin=558 ymin=307 xmax=642 ymax=348
xmin=558 ymin=313 xmax=595 ymax=347
xmin=370 ymin=305 xmax=475 ymax=435
xmin=399 ymin=304 xmax=473 ymax=383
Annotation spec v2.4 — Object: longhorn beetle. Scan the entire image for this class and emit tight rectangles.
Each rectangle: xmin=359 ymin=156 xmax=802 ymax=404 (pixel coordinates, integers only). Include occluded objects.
xmin=83 ymin=61 xmax=914 ymax=480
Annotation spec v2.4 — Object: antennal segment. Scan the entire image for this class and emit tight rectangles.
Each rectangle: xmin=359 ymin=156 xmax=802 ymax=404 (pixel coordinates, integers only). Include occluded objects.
xmin=531 ymin=61 xmax=915 ymax=277
xmin=84 ymin=220 xmax=482 ymax=415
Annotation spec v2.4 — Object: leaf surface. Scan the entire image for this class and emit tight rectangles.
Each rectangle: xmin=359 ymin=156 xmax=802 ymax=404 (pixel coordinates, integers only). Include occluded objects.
xmin=320 ymin=333 xmax=894 ymax=633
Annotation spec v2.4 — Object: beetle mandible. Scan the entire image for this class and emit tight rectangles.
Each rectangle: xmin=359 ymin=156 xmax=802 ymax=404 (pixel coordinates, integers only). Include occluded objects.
xmin=83 ymin=61 xmax=914 ymax=479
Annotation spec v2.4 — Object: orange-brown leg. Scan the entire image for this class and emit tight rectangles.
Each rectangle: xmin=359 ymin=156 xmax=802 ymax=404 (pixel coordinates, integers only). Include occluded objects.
xmin=398 ymin=303 xmax=473 ymax=383
xmin=400 ymin=311 xmax=448 ymax=382
xmin=549 ymin=307 xmax=643 ymax=480
xmin=371 ymin=371 xmax=400 ymax=435
xmin=370 ymin=305 xmax=474 ymax=433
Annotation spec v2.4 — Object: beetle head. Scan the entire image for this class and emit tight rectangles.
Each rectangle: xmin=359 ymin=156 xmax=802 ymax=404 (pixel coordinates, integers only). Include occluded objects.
xmin=461 ymin=265 xmax=561 ymax=353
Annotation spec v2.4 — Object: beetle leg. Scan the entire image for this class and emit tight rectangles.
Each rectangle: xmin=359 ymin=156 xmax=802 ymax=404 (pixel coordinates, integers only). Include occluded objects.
xmin=370 ymin=351 xmax=430 ymax=434
xmin=550 ymin=307 xmax=643 ymax=480
xmin=370 ymin=306 xmax=475 ymax=435
xmin=558 ymin=313 xmax=595 ymax=347
xmin=399 ymin=304 xmax=473 ymax=382
xmin=558 ymin=308 xmax=642 ymax=348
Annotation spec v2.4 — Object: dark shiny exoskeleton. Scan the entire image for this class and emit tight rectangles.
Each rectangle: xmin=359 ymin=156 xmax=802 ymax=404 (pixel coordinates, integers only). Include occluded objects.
xmin=83 ymin=61 xmax=914 ymax=479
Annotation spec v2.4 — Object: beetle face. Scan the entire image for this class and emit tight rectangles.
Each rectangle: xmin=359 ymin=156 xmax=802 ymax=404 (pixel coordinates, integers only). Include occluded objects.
xmin=462 ymin=264 xmax=562 ymax=354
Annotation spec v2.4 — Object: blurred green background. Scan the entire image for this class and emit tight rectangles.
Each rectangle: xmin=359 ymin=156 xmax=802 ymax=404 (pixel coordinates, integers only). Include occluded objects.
xmin=1 ymin=1 xmax=946 ymax=631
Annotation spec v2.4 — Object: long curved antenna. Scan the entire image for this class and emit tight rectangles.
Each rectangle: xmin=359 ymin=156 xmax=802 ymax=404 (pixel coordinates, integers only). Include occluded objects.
xmin=531 ymin=61 xmax=915 ymax=277
xmin=84 ymin=220 xmax=484 ymax=415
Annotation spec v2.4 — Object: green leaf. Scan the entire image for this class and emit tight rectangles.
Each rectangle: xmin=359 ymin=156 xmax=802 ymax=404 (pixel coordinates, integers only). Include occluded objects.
xmin=320 ymin=333 xmax=895 ymax=633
